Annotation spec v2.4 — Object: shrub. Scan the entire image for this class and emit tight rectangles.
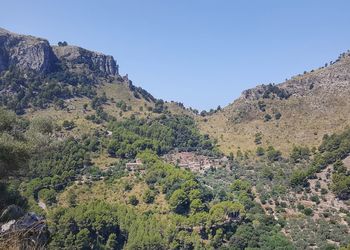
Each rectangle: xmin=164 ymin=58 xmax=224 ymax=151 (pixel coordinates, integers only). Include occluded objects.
xmin=266 ymin=146 xmax=282 ymax=161
xmin=304 ymin=208 xmax=313 ymax=216
xmin=129 ymin=195 xmax=139 ymax=206
xmin=320 ymin=188 xmax=328 ymax=195
xmin=264 ymin=114 xmax=272 ymax=122
xmin=143 ymin=189 xmax=155 ymax=204
xmin=297 ymin=204 xmax=305 ymax=211
xmin=310 ymin=195 xmax=320 ymax=204
xmin=38 ymin=188 xmax=56 ymax=205
xmin=62 ymin=120 xmax=75 ymax=130
xmin=256 ymin=146 xmax=265 ymax=156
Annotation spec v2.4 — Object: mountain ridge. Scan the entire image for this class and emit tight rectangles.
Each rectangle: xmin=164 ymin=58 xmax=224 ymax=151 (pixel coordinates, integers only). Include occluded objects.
xmin=0 ymin=27 xmax=119 ymax=77
xmin=199 ymin=50 xmax=350 ymax=154
xmin=1 ymin=26 xmax=350 ymax=155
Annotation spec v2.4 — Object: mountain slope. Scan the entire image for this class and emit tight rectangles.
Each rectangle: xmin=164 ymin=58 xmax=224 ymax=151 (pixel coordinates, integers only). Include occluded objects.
xmin=0 ymin=28 xmax=191 ymax=134
xmin=199 ymin=52 xmax=350 ymax=155
xmin=0 ymin=28 xmax=349 ymax=250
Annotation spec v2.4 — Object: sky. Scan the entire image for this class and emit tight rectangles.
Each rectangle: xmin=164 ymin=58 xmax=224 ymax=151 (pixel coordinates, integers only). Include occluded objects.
xmin=1 ymin=1 xmax=350 ymax=110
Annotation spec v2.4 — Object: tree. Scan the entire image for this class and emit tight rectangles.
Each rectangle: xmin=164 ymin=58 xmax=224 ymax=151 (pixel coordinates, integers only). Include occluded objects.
xmin=105 ymin=233 xmax=117 ymax=250
xmin=331 ymin=173 xmax=350 ymax=199
xmin=256 ymin=146 xmax=265 ymax=156
xmin=209 ymin=201 xmax=245 ymax=226
xmin=303 ymin=208 xmax=313 ymax=216
xmin=54 ymin=99 xmax=65 ymax=110
xmin=67 ymin=191 xmax=77 ymax=207
xmin=231 ymin=179 xmax=251 ymax=193
xmin=254 ymin=132 xmax=263 ymax=145
xmin=30 ymin=116 xmax=53 ymax=134
xmin=143 ymin=189 xmax=155 ymax=204
xmin=211 ymin=228 xmax=223 ymax=248
xmin=38 ymin=188 xmax=56 ymax=205
xmin=129 ymin=195 xmax=139 ymax=206
xmin=290 ymin=146 xmax=310 ymax=163
xmin=264 ymin=114 xmax=272 ymax=122
xmin=0 ymin=133 xmax=28 ymax=176
xmin=261 ymin=233 xmax=294 ymax=250
xmin=169 ymin=189 xmax=189 ymax=214
xmin=333 ymin=160 xmax=346 ymax=173
xmin=58 ymin=41 xmax=68 ymax=46
xmin=290 ymin=170 xmax=307 ymax=186
xmin=62 ymin=120 xmax=75 ymax=130
xmin=75 ymin=228 xmax=90 ymax=249
xmin=190 ymin=199 xmax=205 ymax=214
xmin=0 ymin=108 xmax=16 ymax=132
xmin=274 ymin=112 xmax=282 ymax=120
xmin=266 ymin=146 xmax=282 ymax=161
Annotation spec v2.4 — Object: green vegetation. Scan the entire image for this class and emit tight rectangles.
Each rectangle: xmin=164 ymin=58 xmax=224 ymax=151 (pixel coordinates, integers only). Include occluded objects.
xmin=107 ymin=114 xmax=217 ymax=159
xmin=290 ymin=145 xmax=310 ymax=163
xmin=0 ymin=68 xmax=97 ymax=114
xmin=290 ymin=128 xmax=350 ymax=199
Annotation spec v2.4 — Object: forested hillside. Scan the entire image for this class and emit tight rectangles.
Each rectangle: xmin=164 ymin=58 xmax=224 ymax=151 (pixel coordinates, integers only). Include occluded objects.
xmin=0 ymin=28 xmax=349 ymax=250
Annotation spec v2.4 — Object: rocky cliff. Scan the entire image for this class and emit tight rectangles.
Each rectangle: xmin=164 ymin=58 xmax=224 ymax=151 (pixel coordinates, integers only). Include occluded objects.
xmin=0 ymin=27 xmax=118 ymax=77
xmin=52 ymin=45 xmax=118 ymax=76
xmin=0 ymin=28 xmax=57 ymax=74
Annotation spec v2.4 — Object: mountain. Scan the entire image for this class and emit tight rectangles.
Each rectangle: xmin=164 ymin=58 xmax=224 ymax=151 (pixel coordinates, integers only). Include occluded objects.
xmin=0 ymin=28 xmax=190 ymax=134
xmin=199 ymin=51 xmax=350 ymax=155
xmin=0 ymin=28 xmax=349 ymax=250
xmin=0 ymin=27 xmax=117 ymax=76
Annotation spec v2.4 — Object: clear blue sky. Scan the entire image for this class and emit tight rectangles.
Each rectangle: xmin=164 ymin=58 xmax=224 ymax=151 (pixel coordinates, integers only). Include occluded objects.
xmin=1 ymin=1 xmax=350 ymax=110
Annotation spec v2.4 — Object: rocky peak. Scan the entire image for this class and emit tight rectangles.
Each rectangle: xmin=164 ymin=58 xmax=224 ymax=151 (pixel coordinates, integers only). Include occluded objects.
xmin=52 ymin=45 xmax=119 ymax=76
xmin=241 ymin=51 xmax=350 ymax=101
xmin=0 ymin=28 xmax=57 ymax=74
xmin=0 ymin=27 xmax=119 ymax=77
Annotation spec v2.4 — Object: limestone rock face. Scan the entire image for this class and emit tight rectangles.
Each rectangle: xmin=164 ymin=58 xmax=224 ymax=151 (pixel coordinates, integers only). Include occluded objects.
xmin=0 ymin=27 xmax=119 ymax=77
xmin=0 ymin=28 xmax=57 ymax=74
xmin=53 ymin=45 xmax=118 ymax=76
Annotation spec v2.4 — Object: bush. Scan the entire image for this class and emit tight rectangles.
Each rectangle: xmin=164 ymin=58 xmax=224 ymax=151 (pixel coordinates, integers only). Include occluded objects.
xmin=304 ymin=208 xmax=313 ymax=216
xmin=38 ymin=188 xmax=56 ymax=205
xmin=143 ymin=190 xmax=155 ymax=204
xmin=274 ymin=112 xmax=282 ymax=120
xmin=310 ymin=195 xmax=320 ymax=204
xmin=254 ymin=133 xmax=263 ymax=145
xmin=321 ymin=188 xmax=328 ymax=195
xmin=264 ymin=114 xmax=272 ymax=122
xmin=266 ymin=146 xmax=282 ymax=161
xmin=297 ymin=204 xmax=305 ymax=211
xmin=62 ymin=120 xmax=75 ymax=130
xmin=290 ymin=146 xmax=310 ymax=163
xmin=129 ymin=195 xmax=139 ymax=206
xmin=256 ymin=146 xmax=265 ymax=156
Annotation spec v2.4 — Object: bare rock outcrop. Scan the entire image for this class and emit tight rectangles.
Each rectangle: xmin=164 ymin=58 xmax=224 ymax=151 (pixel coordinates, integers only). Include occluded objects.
xmin=0 ymin=27 xmax=119 ymax=77
xmin=52 ymin=45 xmax=118 ymax=76
xmin=0 ymin=28 xmax=57 ymax=74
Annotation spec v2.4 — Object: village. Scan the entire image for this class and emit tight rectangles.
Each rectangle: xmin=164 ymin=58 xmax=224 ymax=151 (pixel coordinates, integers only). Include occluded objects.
xmin=123 ymin=152 xmax=231 ymax=175
xmin=162 ymin=151 xmax=230 ymax=173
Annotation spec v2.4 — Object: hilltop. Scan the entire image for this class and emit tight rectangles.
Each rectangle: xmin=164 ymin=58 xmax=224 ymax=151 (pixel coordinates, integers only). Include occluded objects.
xmin=199 ymin=51 xmax=350 ymax=155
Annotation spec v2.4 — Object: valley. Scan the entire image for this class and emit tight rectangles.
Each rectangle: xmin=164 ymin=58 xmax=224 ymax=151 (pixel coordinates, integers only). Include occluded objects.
xmin=0 ymin=28 xmax=349 ymax=250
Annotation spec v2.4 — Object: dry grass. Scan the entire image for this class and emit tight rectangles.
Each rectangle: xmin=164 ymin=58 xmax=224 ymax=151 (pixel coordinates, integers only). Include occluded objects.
xmin=58 ymin=176 xmax=169 ymax=213
xmin=199 ymin=92 xmax=350 ymax=156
